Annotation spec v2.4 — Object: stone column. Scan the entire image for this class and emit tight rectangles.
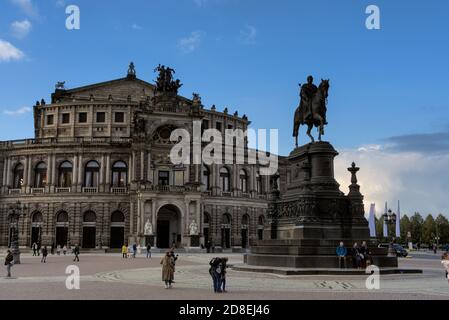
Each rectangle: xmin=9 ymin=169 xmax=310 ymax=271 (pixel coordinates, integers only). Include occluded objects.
xmin=140 ymin=151 xmax=145 ymax=181
xmin=105 ymin=154 xmax=111 ymax=189
xmin=72 ymin=154 xmax=78 ymax=188
xmin=152 ymin=200 xmax=157 ymax=246
xmin=196 ymin=201 xmax=201 ymax=235
xmin=77 ymin=154 xmax=83 ymax=192
xmin=51 ymin=154 xmax=56 ymax=191
xmin=136 ymin=196 xmax=141 ymax=236
xmin=5 ymin=157 xmax=11 ymax=188
xmin=27 ymin=156 xmax=33 ymax=191
xmin=2 ymin=158 xmax=7 ymax=188
xmin=46 ymin=154 xmax=52 ymax=192
xmin=99 ymin=154 xmax=105 ymax=191
xmin=132 ymin=151 xmax=136 ymax=182
xmin=129 ymin=201 xmax=135 ymax=240
xmin=128 ymin=154 xmax=133 ymax=184
xmin=22 ymin=156 xmax=28 ymax=192
xmin=147 ymin=151 xmax=152 ymax=184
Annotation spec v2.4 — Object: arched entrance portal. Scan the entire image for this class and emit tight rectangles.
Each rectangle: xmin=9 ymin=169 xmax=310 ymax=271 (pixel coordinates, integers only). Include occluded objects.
xmin=110 ymin=211 xmax=125 ymax=248
xmin=82 ymin=211 xmax=96 ymax=248
xmin=31 ymin=212 xmax=43 ymax=246
xmin=55 ymin=211 xmax=69 ymax=247
xmin=156 ymin=204 xmax=181 ymax=248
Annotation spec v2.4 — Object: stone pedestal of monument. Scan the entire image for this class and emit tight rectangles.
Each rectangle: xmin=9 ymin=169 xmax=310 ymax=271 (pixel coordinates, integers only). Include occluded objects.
xmin=245 ymin=142 xmax=399 ymax=270
xmin=189 ymin=235 xmax=200 ymax=247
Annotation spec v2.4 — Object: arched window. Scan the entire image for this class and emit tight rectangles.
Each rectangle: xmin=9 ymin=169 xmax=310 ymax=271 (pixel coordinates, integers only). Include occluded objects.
xmin=242 ymin=214 xmax=250 ymax=226
xmin=83 ymin=211 xmax=96 ymax=223
xmin=258 ymin=215 xmax=265 ymax=226
xmin=220 ymin=167 xmax=230 ymax=192
xmin=32 ymin=212 xmax=43 ymax=223
xmin=13 ymin=163 xmax=24 ymax=189
xmin=222 ymin=213 xmax=231 ymax=225
xmin=58 ymin=161 xmax=72 ymax=187
xmin=202 ymin=165 xmax=210 ymax=191
xmin=34 ymin=162 xmax=47 ymax=188
xmin=57 ymin=211 xmax=69 ymax=222
xmin=84 ymin=161 xmax=100 ymax=187
xmin=239 ymin=169 xmax=248 ymax=193
xmin=256 ymin=171 xmax=262 ymax=194
xmin=112 ymin=161 xmax=127 ymax=187
xmin=203 ymin=212 xmax=210 ymax=224
xmin=111 ymin=211 xmax=125 ymax=223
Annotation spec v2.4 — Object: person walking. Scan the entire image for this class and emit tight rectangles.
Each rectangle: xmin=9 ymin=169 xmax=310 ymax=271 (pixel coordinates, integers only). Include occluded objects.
xmin=32 ymin=242 xmax=37 ymax=256
xmin=37 ymin=242 xmax=41 ymax=256
xmin=56 ymin=245 xmax=61 ymax=256
xmin=221 ymin=257 xmax=229 ymax=293
xmin=209 ymin=257 xmax=222 ymax=293
xmin=160 ymin=251 xmax=175 ymax=289
xmin=4 ymin=250 xmax=14 ymax=278
xmin=441 ymin=252 xmax=449 ymax=283
xmin=122 ymin=243 xmax=128 ymax=259
xmin=51 ymin=243 xmax=55 ymax=255
xmin=146 ymin=243 xmax=151 ymax=258
xmin=41 ymin=246 xmax=48 ymax=263
xmin=132 ymin=243 xmax=137 ymax=258
xmin=433 ymin=243 xmax=438 ymax=254
xmin=336 ymin=242 xmax=347 ymax=269
xmin=73 ymin=244 xmax=80 ymax=262
xmin=62 ymin=245 xmax=67 ymax=255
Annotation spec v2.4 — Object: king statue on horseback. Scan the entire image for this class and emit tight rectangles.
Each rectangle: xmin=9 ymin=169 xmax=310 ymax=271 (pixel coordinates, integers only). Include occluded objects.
xmin=293 ymin=75 xmax=330 ymax=147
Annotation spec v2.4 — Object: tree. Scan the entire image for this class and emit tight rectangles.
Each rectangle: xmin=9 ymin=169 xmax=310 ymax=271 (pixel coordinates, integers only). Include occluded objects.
xmin=422 ymin=214 xmax=436 ymax=245
xmin=400 ymin=215 xmax=411 ymax=242
xmin=435 ymin=214 xmax=449 ymax=245
xmin=409 ymin=212 xmax=424 ymax=244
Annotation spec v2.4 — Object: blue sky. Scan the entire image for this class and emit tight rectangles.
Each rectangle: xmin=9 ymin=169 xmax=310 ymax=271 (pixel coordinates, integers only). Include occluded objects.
xmin=1 ymin=0 xmax=449 ymax=216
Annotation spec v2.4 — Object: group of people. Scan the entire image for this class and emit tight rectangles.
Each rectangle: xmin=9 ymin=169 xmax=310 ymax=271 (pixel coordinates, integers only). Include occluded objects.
xmin=336 ymin=241 xmax=371 ymax=269
xmin=31 ymin=242 xmax=79 ymax=263
xmin=121 ymin=243 xmax=152 ymax=259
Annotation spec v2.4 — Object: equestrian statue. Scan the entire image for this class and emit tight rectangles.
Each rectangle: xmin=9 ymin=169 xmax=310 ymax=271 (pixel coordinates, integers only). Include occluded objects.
xmin=292 ymin=75 xmax=330 ymax=147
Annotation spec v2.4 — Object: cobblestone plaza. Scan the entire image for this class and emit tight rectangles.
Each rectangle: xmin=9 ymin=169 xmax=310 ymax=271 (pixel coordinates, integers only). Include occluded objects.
xmin=1 ymin=251 xmax=448 ymax=300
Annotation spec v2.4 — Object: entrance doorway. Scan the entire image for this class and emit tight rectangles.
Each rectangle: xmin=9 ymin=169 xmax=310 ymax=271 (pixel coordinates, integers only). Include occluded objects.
xmin=30 ymin=211 xmax=43 ymax=246
xmin=156 ymin=204 xmax=181 ymax=248
xmin=82 ymin=211 xmax=96 ymax=248
xmin=82 ymin=227 xmax=96 ymax=248
xmin=110 ymin=211 xmax=125 ymax=248
xmin=222 ymin=228 xmax=231 ymax=248
xmin=55 ymin=211 xmax=69 ymax=247
xmin=241 ymin=229 xmax=248 ymax=248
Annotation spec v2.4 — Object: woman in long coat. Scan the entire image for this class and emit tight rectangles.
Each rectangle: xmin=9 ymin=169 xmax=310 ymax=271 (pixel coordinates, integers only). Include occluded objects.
xmin=161 ymin=251 xmax=175 ymax=289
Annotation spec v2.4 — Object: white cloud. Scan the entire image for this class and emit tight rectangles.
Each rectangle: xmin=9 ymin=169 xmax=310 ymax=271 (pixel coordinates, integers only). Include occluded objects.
xmin=11 ymin=20 xmax=32 ymax=38
xmin=240 ymin=25 xmax=257 ymax=44
xmin=3 ymin=107 xmax=32 ymax=115
xmin=334 ymin=145 xmax=449 ymax=219
xmin=131 ymin=23 xmax=143 ymax=30
xmin=10 ymin=0 xmax=39 ymax=18
xmin=0 ymin=39 xmax=25 ymax=62
xmin=177 ymin=31 xmax=203 ymax=53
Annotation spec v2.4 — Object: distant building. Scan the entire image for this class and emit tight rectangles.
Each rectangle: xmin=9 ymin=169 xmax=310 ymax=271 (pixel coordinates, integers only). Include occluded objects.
xmin=0 ymin=64 xmax=284 ymax=250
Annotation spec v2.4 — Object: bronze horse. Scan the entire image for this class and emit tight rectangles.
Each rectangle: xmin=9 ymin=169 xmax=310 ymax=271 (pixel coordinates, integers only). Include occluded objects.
xmin=293 ymin=79 xmax=330 ymax=147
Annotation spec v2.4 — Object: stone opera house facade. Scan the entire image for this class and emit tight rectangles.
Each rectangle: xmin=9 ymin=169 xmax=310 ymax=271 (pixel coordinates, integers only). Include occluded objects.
xmin=0 ymin=64 xmax=275 ymax=251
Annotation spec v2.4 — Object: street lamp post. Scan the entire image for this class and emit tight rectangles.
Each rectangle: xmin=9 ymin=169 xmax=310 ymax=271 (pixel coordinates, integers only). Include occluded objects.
xmin=9 ymin=200 xmax=27 ymax=264
xmin=383 ymin=208 xmax=397 ymax=257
